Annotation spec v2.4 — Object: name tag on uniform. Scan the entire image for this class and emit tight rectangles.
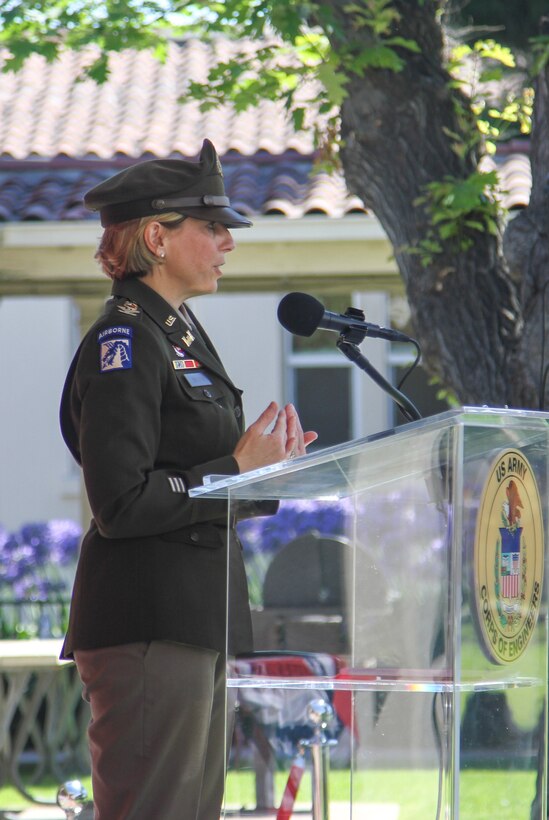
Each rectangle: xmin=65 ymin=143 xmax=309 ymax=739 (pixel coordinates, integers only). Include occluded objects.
xmin=183 ymin=372 xmax=213 ymax=387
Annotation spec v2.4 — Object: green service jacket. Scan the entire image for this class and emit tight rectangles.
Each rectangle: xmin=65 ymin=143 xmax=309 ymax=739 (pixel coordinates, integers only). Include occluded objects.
xmin=60 ymin=277 xmax=253 ymax=658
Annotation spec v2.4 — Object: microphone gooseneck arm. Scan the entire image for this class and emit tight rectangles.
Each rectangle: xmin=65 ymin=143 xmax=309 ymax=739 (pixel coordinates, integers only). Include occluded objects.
xmin=337 ymin=339 xmax=422 ymax=423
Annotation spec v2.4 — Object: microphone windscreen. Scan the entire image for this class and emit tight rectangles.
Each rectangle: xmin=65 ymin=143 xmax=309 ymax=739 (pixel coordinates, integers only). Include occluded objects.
xmin=277 ymin=292 xmax=325 ymax=337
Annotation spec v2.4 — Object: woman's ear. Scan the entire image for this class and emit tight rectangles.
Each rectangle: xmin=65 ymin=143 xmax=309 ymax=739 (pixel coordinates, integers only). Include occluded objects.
xmin=143 ymin=221 xmax=164 ymax=256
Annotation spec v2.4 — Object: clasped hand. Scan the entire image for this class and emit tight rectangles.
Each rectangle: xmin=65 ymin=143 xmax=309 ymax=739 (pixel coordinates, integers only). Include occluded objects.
xmin=233 ymin=402 xmax=317 ymax=474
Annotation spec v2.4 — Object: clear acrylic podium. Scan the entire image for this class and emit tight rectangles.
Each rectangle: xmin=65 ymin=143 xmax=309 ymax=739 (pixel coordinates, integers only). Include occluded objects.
xmin=191 ymin=407 xmax=549 ymax=819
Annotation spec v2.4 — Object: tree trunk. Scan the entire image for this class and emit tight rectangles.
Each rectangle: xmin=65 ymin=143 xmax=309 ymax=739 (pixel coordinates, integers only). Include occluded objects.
xmin=503 ymin=17 xmax=549 ymax=410
xmin=327 ymin=0 xmax=547 ymax=409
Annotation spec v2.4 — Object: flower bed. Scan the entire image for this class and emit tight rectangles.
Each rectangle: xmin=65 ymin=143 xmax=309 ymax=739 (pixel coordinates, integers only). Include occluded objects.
xmin=0 ymin=520 xmax=82 ymax=638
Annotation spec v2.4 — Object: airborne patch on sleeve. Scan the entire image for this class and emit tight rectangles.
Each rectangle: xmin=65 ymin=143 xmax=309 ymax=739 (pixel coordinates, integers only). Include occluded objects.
xmin=98 ymin=326 xmax=133 ymax=372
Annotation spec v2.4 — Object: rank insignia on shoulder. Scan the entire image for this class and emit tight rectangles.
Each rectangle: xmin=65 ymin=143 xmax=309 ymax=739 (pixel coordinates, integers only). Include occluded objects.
xmin=117 ymin=300 xmax=141 ymax=316
xmin=173 ymin=359 xmax=201 ymax=370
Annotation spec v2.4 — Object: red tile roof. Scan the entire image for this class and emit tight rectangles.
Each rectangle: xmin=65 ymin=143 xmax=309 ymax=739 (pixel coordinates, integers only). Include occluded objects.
xmin=0 ymin=39 xmax=532 ymax=222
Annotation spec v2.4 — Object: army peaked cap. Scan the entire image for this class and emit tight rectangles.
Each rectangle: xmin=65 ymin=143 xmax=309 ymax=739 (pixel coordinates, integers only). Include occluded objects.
xmin=84 ymin=139 xmax=252 ymax=228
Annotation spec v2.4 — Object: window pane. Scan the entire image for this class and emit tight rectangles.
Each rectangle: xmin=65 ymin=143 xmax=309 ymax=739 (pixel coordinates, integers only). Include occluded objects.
xmin=295 ymin=367 xmax=351 ymax=447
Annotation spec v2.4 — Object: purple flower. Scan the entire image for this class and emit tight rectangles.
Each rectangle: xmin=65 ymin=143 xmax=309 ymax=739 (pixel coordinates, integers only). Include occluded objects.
xmin=18 ymin=523 xmax=52 ymax=564
xmin=47 ymin=519 xmax=82 ymax=565
xmin=1 ymin=521 xmax=81 ymax=577
xmin=237 ymin=500 xmax=349 ymax=558
xmin=0 ymin=519 xmax=82 ymax=634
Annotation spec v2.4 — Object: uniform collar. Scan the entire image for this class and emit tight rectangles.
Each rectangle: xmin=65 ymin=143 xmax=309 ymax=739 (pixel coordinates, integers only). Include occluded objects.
xmin=110 ymin=277 xmax=235 ymax=386
xmin=111 ymin=277 xmax=187 ymax=333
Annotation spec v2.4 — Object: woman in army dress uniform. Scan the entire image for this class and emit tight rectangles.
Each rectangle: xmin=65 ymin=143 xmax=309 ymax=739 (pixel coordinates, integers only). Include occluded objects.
xmin=59 ymin=139 xmax=317 ymax=819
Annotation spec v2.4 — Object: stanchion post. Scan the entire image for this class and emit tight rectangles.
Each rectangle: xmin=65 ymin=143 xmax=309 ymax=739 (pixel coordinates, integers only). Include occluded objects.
xmin=299 ymin=699 xmax=338 ymax=820
xmin=57 ymin=779 xmax=88 ymax=819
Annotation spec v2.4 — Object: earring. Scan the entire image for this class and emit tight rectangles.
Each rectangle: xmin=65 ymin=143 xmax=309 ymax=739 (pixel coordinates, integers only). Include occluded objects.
xmin=158 ymin=249 xmax=166 ymax=260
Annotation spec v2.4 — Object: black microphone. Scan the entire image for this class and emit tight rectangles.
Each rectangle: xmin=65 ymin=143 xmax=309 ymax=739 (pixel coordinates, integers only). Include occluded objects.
xmin=277 ymin=292 xmax=411 ymax=343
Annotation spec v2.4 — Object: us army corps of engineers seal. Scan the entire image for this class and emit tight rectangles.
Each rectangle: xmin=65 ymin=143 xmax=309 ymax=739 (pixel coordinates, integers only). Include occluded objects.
xmin=474 ymin=449 xmax=544 ymax=665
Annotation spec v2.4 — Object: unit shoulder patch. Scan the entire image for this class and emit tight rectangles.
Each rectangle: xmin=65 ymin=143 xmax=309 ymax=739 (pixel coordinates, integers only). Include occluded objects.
xmin=98 ymin=326 xmax=133 ymax=372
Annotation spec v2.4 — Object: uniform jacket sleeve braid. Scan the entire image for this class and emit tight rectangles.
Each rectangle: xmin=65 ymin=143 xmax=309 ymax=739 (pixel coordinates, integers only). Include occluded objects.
xmin=67 ymin=312 xmax=242 ymax=540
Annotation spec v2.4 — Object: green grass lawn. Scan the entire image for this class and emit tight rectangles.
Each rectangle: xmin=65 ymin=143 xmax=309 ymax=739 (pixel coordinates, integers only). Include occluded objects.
xmin=0 ymin=775 xmax=93 ymax=811
xmin=1 ymin=768 xmax=538 ymax=819
xmin=226 ymin=768 xmax=538 ymax=818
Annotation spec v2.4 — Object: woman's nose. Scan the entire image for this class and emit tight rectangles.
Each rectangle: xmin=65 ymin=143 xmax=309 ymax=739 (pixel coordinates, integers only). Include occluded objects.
xmin=221 ymin=227 xmax=236 ymax=251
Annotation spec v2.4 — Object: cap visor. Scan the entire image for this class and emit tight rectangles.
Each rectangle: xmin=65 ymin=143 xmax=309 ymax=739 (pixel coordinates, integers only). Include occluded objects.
xmin=174 ymin=206 xmax=252 ymax=228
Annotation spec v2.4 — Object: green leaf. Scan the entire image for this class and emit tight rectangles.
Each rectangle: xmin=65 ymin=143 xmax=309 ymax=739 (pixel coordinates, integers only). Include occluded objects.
xmin=84 ymin=54 xmax=110 ymax=84
xmin=317 ymin=62 xmax=348 ymax=106
xmin=485 ymin=218 xmax=499 ymax=235
xmin=479 ymin=67 xmax=504 ymax=83
xmin=464 ymin=220 xmax=486 ymax=232
xmin=438 ymin=222 xmax=458 ymax=239
xmin=474 ymin=39 xmax=516 ymax=68
xmin=385 ymin=36 xmax=421 ymax=54
xmin=353 ymin=44 xmax=405 ymax=72
xmin=344 ymin=0 xmax=400 ymax=36
xmin=292 ymin=107 xmax=306 ymax=131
